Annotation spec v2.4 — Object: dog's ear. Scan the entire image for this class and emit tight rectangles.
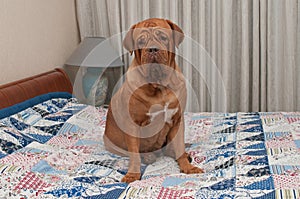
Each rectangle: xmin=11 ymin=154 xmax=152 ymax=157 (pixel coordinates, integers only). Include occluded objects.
xmin=166 ymin=20 xmax=184 ymax=48
xmin=123 ymin=24 xmax=136 ymax=55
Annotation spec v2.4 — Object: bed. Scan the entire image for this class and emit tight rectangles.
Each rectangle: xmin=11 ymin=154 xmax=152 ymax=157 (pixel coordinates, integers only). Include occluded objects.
xmin=0 ymin=68 xmax=299 ymax=199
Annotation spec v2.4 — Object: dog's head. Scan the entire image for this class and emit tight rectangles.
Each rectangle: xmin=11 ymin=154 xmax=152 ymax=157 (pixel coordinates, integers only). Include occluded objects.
xmin=123 ymin=18 xmax=184 ymax=85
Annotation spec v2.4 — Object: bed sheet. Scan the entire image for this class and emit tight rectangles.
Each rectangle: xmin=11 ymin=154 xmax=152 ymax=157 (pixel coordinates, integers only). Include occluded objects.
xmin=0 ymin=98 xmax=299 ymax=198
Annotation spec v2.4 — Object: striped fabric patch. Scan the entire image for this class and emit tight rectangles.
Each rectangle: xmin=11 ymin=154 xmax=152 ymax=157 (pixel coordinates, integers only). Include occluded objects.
xmin=275 ymin=189 xmax=300 ymax=199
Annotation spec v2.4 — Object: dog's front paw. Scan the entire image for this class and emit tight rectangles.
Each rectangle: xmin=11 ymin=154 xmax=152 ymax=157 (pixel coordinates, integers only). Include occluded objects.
xmin=121 ymin=172 xmax=141 ymax=183
xmin=180 ymin=163 xmax=204 ymax=174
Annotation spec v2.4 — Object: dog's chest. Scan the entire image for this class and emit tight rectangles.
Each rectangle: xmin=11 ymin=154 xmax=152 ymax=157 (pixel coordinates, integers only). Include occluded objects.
xmin=146 ymin=102 xmax=178 ymax=125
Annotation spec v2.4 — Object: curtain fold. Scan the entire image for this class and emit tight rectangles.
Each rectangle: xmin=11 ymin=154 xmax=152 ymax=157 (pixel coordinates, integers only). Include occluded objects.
xmin=76 ymin=0 xmax=299 ymax=112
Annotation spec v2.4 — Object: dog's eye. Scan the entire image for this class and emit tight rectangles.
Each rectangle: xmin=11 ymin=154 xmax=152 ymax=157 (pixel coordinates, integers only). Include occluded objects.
xmin=137 ymin=37 xmax=146 ymax=46
xmin=159 ymin=35 xmax=168 ymax=44
xmin=160 ymin=35 xmax=168 ymax=41
xmin=154 ymin=30 xmax=168 ymax=43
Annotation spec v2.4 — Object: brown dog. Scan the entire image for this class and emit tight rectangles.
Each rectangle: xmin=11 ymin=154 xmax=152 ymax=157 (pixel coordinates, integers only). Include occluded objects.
xmin=104 ymin=18 xmax=204 ymax=183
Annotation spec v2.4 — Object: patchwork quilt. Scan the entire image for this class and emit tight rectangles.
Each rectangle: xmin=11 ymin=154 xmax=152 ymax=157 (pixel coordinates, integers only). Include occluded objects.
xmin=0 ymin=96 xmax=299 ymax=198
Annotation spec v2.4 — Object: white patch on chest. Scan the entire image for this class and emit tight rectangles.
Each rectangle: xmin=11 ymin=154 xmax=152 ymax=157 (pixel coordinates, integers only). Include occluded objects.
xmin=146 ymin=102 xmax=178 ymax=125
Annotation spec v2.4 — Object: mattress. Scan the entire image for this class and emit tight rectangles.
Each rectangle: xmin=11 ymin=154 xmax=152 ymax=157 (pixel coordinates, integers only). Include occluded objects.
xmin=0 ymin=94 xmax=299 ymax=198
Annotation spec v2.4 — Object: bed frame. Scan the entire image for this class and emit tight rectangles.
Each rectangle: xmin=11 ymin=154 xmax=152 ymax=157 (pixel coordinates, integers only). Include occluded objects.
xmin=0 ymin=68 xmax=73 ymax=109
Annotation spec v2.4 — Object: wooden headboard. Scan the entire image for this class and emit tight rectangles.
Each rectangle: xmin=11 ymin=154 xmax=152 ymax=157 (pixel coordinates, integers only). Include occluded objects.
xmin=0 ymin=68 xmax=73 ymax=109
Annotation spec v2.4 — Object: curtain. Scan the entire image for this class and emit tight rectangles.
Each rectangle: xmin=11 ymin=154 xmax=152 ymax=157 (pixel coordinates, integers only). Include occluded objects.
xmin=76 ymin=0 xmax=300 ymax=112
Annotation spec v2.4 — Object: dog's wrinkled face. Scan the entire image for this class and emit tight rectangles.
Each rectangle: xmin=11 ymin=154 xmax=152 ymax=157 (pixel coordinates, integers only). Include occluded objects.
xmin=136 ymin=26 xmax=171 ymax=65
xmin=123 ymin=18 xmax=184 ymax=85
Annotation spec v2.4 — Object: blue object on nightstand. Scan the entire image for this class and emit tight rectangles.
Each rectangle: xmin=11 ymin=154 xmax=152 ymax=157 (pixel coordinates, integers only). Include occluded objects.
xmin=65 ymin=37 xmax=124 ymax=106
xmin=82 ymin=68 xmax=108 ymax=106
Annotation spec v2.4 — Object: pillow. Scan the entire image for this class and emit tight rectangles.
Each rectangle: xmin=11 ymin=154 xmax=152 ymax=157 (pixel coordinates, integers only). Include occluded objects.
xmin=0 ymin=92 xmax=73 ymax=119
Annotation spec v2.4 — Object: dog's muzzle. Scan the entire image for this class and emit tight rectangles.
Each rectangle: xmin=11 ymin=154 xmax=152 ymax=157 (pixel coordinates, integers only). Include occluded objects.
xmin=141 ymin=46 xmax=168 ymax=64
xmin=139 ymin=46 xmax=170 ymax=85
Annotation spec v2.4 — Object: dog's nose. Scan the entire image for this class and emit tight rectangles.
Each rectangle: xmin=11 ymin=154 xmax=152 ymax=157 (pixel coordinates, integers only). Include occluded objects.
xmin=147 ymin=47 xmax=159 ymax=53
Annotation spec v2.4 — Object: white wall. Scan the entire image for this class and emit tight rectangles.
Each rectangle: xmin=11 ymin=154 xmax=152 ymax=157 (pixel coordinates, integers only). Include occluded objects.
xmin=0 ymin=0 xmax=79 ymax=84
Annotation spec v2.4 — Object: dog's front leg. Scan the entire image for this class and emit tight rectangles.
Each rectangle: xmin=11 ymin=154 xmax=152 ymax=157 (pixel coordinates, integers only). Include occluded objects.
xmin=167 ymin=116 xmax=204 ymax=174
xmin=121 ymin=134 xmax=141 ymax=183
